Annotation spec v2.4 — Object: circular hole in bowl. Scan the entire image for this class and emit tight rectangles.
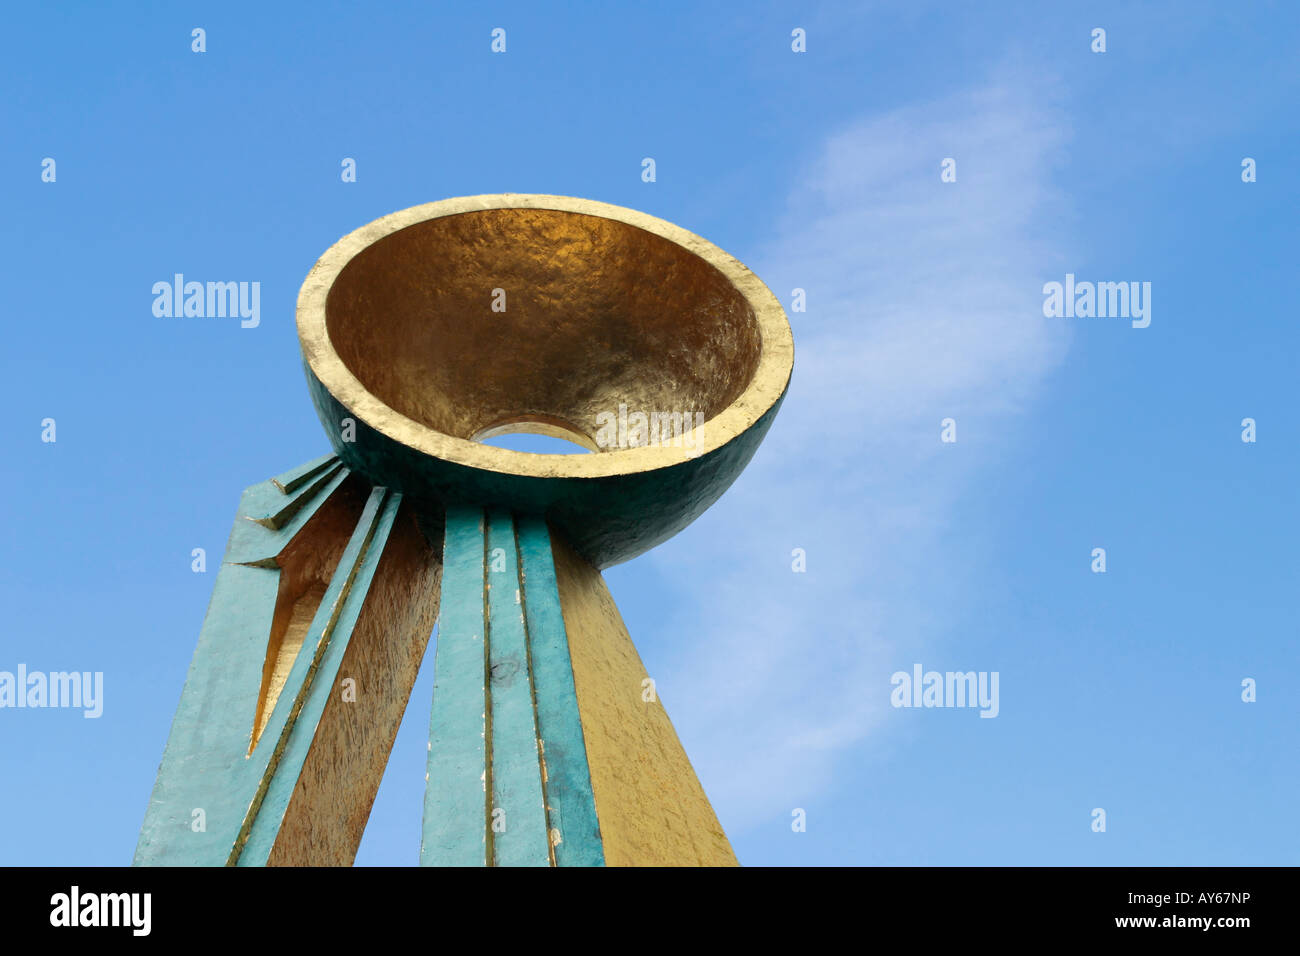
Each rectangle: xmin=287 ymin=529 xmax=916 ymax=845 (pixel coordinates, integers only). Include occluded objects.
xmin=472 ymin=416 xmax=594 ymax=454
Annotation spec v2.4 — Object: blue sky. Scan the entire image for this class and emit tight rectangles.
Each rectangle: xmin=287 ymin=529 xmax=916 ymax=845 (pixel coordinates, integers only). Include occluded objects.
xmin=1 ymin=1 xmax=1297 ymax=865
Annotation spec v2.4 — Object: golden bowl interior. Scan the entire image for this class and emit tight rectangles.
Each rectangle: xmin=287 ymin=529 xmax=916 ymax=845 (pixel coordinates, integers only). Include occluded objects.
xmin=323 ymin=207 xmax=763 ymax=450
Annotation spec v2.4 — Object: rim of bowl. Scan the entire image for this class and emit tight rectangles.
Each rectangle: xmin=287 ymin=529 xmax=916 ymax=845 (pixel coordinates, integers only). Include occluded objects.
xmin=296 ymin=193 xmax=795 ymax=479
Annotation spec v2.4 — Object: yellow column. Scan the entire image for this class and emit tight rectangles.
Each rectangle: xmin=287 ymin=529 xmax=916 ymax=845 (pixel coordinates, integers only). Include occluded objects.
xmin=551 ymin=534 xmax=738 ymax=866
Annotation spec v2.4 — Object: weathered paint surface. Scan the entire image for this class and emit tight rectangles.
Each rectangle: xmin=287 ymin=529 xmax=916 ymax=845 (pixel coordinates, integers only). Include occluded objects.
xmin=485 ymin=510 xmax=551 ymax=866
xmin=420 ymin=506 xmax=490 ymax=866
xmin=421 ymin=511 xmax=607 ymax=865
xmin=515 ymin=516 xmax=604 ymax=866
xmin=135 ymin=461 xmax=350 ymax=865
xmin=271 ymin=453 xmax=339 ymax=494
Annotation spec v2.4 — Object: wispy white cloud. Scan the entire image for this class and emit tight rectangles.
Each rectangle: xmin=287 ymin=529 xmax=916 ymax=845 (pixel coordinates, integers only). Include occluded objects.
xmin=642 ymin=73 xmax=1075 ymax=832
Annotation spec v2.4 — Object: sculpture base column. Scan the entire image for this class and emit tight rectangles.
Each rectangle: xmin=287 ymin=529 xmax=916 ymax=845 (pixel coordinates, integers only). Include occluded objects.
xmin=421 ymin=507 xmax=738 ymax=867
xmin=134 ymin=455 xmax=442 ymax=866
xmin=136 ymin=457 xmax=738 ymax=867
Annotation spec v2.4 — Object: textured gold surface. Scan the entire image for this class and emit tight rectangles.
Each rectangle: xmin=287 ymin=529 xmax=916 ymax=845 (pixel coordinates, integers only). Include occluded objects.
xmin=251 ymin=583 xmax=323 ymax=751
xmin=250 ymin=479 xmax=368 ymax=752
xmin=550 ymin=532 xmax=738 ymax=866
xmin=298 ymin=195 xmax=793 ymax=479
xmin=266 ymin=502 xmax=443 ymax=866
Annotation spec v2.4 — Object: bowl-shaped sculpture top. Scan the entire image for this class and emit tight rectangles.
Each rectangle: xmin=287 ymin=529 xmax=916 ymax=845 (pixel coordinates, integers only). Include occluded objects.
xmin=297 ymin=194 xmax=793 ymax=568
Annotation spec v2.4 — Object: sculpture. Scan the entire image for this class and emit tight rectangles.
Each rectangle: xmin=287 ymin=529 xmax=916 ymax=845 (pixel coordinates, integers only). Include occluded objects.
xmin=134 ymin=195 xmax=794 ymax=866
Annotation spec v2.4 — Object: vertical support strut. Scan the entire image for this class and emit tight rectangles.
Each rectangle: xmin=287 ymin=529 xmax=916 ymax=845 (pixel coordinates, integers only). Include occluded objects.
xmin=422 ymin=508 xmax=604 ymax=865
xmin=420 ymin=506 xmax=491 ymax=866
xmin=485 ymin=509 xmax=551 ymax=866
xmin=515 ymin=516 xmax=604 ymax=866
xmin=135 ymin=456 xmax=442 ymax=866
xmin=420 ymin=510 xmax=735 ymax=866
